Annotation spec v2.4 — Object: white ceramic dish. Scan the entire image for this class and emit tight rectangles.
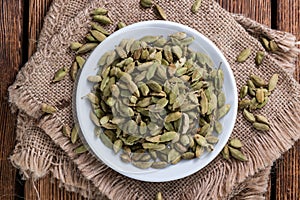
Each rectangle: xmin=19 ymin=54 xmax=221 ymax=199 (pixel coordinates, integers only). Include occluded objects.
xmin=75 ymin=21 xmax=238 ymax=182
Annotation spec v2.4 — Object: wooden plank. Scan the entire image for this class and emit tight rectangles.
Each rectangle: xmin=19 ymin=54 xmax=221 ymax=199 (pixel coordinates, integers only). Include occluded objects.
xmin=275 ymin=1 xmax=300 ymax=199
xmin=217 ymin=0 xmax=271 ymax=25
xmin=216 ymin=1 xmax=272 ymax=199
xmin=0 ymin=0 xmax=24 ymax=199
xmin=22 ymin=0 xmax=84 ymax=199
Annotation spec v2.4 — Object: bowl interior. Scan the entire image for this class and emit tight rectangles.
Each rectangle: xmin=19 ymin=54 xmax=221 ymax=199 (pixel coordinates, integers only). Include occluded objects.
xmin=75 ymin=20 xmax=238 ymax=182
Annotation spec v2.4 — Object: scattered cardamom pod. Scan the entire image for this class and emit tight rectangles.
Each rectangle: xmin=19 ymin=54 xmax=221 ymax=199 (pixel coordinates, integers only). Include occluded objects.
xmin=239 ymin=85 xmax=248 ymax=99
xmin=74 ymin=145 xmax=87 ymax=154
xmin=268 ymin=74 xmax=279 ymax=92
xmin=269 ymin=40 xmax=279 ymax=52
xmin=117 ymin=22 xmax=127 ymax=29
xmin=191 ymin=0 xmax=202 ymax=13
xmin=236 ymin=48 xmax=251 ymax=63
xmin=222 ymin=145 xmax=230 ymax=160
xmin=90 ymin=22 xmax=110 ymax=35
xmin=71 ymin=124 xmax=79 ymax=144
xmin=76 ymin=56 xmax=86 ymax=68
xmin=90 ymin=30 xmax=107 ymax=42
xmin=76 ymin=43 xmax=98 ymax=54
xmin=243 ymin=109 xmax=255 ymax=123
xmin=52 ymin=66 xmax=68 ymax=83
xmin=155 ymin=4 xmax=167 ymax=20
xmin=93 ymin=15 xmax=112 ymax=25
xmin=140 ymin=0 xmax=153 ymax=8
xmin=41 ymin=103 xmax=56 ymax=114
xmin=228 ymin=146 xmax=248 ymax=161
xmin=62 ymin=124 xmax=71 ymax=138
xmin=253 ymin=122 xmax=270 ymax=131
xmin=255 ymin=51 xmax=265 ymax=66
xmin=261 ymin=37 xmax=270 ymax=51
xmin=255 ymin=114 xmax=269 ymax=125
xmin=70 ymin=62 xmax=78 ymax=81
xmin=91 ymin=7 xmax=108 ymax=15
xmin=229 ymin=138 xmax=243 ymax=148
xmin=70 ymin=42 xmax=83 ymax=51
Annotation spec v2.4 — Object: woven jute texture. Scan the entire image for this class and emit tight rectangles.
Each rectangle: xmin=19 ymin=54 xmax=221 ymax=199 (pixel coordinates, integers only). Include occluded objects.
xmin=8 ymin=0 xmax=300 ymax=199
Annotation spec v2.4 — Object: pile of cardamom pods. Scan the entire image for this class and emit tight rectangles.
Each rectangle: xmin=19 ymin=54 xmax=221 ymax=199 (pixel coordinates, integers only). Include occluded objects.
xmin=86 ymin=32 xmax=231 ymax=169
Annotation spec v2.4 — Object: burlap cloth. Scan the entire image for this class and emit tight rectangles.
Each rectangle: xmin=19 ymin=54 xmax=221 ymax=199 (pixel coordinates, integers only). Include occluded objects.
xmin=8 ymin=0 xmax=300 ymax=199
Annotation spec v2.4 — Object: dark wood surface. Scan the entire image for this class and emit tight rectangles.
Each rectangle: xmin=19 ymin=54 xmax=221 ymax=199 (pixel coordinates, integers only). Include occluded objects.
xmin=0 ymin=0 xmax=299 ymax=199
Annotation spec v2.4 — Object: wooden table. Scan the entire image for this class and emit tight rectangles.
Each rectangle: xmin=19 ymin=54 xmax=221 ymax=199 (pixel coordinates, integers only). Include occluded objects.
xmin=0 ymin=0 xmax=299 ymax=199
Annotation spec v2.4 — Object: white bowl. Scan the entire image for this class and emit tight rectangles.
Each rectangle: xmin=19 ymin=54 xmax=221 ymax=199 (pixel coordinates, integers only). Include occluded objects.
xmin=75 ymin=21 xmax=238 ymax=182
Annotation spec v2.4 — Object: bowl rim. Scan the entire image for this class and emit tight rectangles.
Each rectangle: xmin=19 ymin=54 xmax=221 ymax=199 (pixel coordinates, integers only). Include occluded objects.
xmin=74 ymin=20 xmax=238 ymax=182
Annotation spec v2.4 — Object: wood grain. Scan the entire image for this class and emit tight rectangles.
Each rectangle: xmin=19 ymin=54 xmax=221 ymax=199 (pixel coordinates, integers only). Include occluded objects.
xmin=275 ymin=1 xmax=300 ymax=199
xmin=0 ymin=0 xmax=24 ymax=199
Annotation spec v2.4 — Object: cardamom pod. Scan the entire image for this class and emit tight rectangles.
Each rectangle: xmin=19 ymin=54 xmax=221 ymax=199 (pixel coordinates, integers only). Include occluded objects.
xmin=236 ymin=48 xmax=251 ymax=63
xmin=52 ymin=67 xmax=68 ymax=82
xmin=90 ymin=22 xmax=110 ymax=35
xmin=76 ymin=43 xmax=98 ymax=54
xmin=71 ymin=124 xmax=79 ymax=144
xmin=268 ymin=73 xmax=279 ymax=92
xmin=250 ymin=74 xmax=266 ymax=87
xmin=155 ymin=4 xmax=167 ymax=20
xmin=255 ymin=51 xmax=265 ymax=66
xmin=222 ymin=145 xmax=230 ymax=160
xmin=62 ymin=125 xmax=71 ymax=138
xmin=93 ymin=15 xmax=112 ymax=25
xmin=269 ymin=40 xmax=279 ymax=52
xmin=90 ymin=30 xmax=107 ymax=42
xmin=229 ymin=138 xmax=243 ymax=148
xmin=191 ymin=0 xmax=202 ymax=13
xmin=41 ymin=103 xmax=56 ymax=114
xmin=91 ymin=7 xmax=108 ymax=15
xmin=140 ymin=0 xmax=152 ymax=8
xmin=74 ymin=145 xmax=87 ymax=154
xmin=70 ymin=42 xmax=83 ymax=51
xmin=70 ymin=62 xmax=78 ymax=81
xmin=239 ymin=85 xmax=248 ymax=99
xmin=76 ymin=56 xmax=86 ymax=68
xmin=261 ymin=37 xmax=270 ymax=51
xmin=243 ymin=109 xmax=255 ymax=123
xmin=256 ymin=88 xmax=265 ymax=103
xmin=117 ymin=22 xmax=127 ymax=29
xmin=253 ymin=122 xmax=270 ymax=131
xmin=228 ymin=147 xmax=248 ymax=161
xmin=255 ymin=114 xmax=269 ymax=125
